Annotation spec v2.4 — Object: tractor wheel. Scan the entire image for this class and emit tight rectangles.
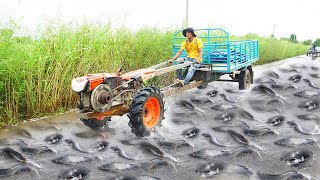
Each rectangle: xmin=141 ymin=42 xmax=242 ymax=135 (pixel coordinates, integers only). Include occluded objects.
xmin=128 ymin=86 xmax=164 ymax=137
xmin=238 ymin=70 xmax=251 ymax=90
xmin=80 ymin=117 xmax=111 ymax=130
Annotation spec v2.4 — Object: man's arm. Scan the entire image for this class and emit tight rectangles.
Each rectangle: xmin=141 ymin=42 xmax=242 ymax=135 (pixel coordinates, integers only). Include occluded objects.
xmin=197 ymin=48 xmax=203 ymax=64
xmin=169 ymin=49 xmax=184 ymax=62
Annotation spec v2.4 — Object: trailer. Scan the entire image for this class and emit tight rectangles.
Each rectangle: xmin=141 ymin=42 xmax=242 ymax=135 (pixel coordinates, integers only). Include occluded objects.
xmin=71 ymin=28 xmax=259 ymax=137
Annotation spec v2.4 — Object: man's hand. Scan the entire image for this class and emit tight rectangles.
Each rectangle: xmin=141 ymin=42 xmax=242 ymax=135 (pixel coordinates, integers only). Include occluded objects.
xmin=168 ymin=59 xmax=174 ymax=63
xmin=196 ymin=58 xmax=201 ymax=64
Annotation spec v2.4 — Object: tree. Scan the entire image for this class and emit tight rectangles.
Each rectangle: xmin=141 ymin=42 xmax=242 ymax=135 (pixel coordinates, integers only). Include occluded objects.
xmin=303 ymin=39 xmax=312 ymax=45
xmin=314 ymin=38 xmax=320 ymax=46
xmin=289 ymin=34 xmax=298 ymax=43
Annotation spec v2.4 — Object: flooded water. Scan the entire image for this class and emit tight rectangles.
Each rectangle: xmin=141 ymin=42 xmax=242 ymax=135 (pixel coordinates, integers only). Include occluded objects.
xmin=0 ymin=55 xmax=320 ymax=180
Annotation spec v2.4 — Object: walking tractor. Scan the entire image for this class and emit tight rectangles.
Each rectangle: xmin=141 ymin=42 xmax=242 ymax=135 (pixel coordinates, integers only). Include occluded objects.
xmin=71 ymin=28 xmax=259 ymax=137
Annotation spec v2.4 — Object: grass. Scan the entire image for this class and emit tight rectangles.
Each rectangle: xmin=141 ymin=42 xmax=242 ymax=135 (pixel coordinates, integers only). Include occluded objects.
xmin=0 ymin=22 xmax=309 ymax=125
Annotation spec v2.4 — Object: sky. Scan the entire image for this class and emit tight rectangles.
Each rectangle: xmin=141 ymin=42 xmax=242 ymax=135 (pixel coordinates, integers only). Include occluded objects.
xmin=0 ymin=0 xmax=319 ymax=41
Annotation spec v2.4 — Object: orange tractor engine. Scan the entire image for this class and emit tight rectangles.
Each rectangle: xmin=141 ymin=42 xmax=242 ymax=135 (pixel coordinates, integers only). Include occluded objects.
xmin=71 ymin=68 xmax=164 ymax=137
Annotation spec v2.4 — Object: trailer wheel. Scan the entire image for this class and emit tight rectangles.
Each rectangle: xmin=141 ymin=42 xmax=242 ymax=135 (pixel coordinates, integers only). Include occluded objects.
xmin=80 ymin=117 xmax=111 ymax=130
xmin=247 ymin=65 xmax=254 ymax=84
xmin=128 ymin=86 xmax=164 ymax=137
xmin=238 ymin=70 xmax=251 ymax=90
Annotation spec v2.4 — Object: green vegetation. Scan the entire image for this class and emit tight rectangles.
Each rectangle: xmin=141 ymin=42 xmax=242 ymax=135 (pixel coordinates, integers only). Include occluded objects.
xmin=314 ymin=38 xmax=320 ymax=46
xmin=0 ymin=22 xmax=309 ymax=125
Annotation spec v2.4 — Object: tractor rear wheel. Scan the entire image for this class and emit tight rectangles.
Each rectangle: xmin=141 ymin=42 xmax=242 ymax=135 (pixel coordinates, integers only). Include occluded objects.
xmin=128 ymin=86 xmax=164 ymax=137
xmin=80 ymin=117 xmax=111 ymax=130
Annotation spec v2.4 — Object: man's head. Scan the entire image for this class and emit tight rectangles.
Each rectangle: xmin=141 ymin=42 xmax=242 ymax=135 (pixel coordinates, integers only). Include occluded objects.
xmin=183 ymin=28 xmax=196 ymax=38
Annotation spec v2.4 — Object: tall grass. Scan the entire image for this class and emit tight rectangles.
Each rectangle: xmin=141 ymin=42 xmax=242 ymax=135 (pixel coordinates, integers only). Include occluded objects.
xmin=233 ymin=34 xmax=309 ymax=65
xmin=0 ymin=22 xmax=309 ymax=125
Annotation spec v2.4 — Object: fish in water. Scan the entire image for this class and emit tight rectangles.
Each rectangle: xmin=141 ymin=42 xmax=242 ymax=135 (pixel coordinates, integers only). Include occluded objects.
xmin=138 ymin=141 xmax=164 ymax=157
xmin=0 ymin=147 xmax=26 ymax=162
xmin=252 ymin=85 xmax=276 ymax=96
xmin=225 ymin=89 xmax=240 ymax=94
xmin=109 ymin=175 xmax=162 ymax=180
xmin=100 ymin=162 xmax=140 ymax=172
xmin=310 ymin=73 xmax=320 ymax=78
xmin=100 ymin=158 xmax=175 ymax=173
xmin=58 ymin=167 xmax=91 ymax=180
xmin=311 ymin=66 xmax=319 ymax=71
xmin=279 ymin=68 xmax=299 ymax=73
xmin=219 ymin=94 xmax=236 ymax=103
xmin=206 ymin=90 xmax=218 ymax=97
xmin=202 ymin=133 xmax=232 ymax=147
xmin=190 ymin=97 xmax=212 ymax=104
xmin=195 ymin=161 xmax=227 ymax=177
xmin=140 ymin=158 xmax=176 ymax=171
xmin=274 ymin=137 xmax=316 ymax=147
xmin=74 ymin=131 xmax=100 ymax=138
xmin=231 ymin=146 xmax=262 ymax=159
xmin=244 ymin=127 xmax=277 ymax=138
xmin=238 ymin=109 xmax=255 ymax=120
xmin=287 ymin=121 xmax=320 ymax=135
xmin=15 ymin=128 xmax=32 ymax=138
xmin=266 ymin=98 xmax=285 ymax=106
xmin=211 ymin=104 xmax=237 ymax=111
xmin=0 ymin=164 xmax=36 ymax=178
xmin=121 ymin=138 xmax=143 ymax=145
xmin=289 ymin=74 xmax=302 ymax=83
xmin=303 ymin=78 xmax=320 ymax=89
xmin=90 ymin=140 xmax=109 ymax=152
xmin=189 ymin=149 xmax=230 ymax=159
xmin=255 ymin=78 xmax=277 ymax=85
xmin=16 ymin=139 xmax=55 ymax=155
xmin=158 ymin=140 xmax=191 ymax=149
xmin=177 ymin=100 xmax=195 ymax=110
xmin=45 ymin=133 xmax=63 ymax=144
xmin=110 ymin=146 xmax=138 ymax=160
xmin=280 ymin=149 xmax=313 ymax=167
xmin=258 ymin=171 xmax=311 ymax=180
xmin=266 ymin=71 xmax=280 ymax=79
xmin=182 ymin=127 xmax=200 ymax=138
xmin=294 ymin=90 xmax=320 ymax=98
xmin=52 ymin=155 xmax=99 ymax=165
xmin=271 ymin=83 xmax=297 ymax=90
xmin=64 ymin=139 xmax=89 ymax=153
xmin=267 ymin=115 xmax=285 ymax=126
xmin=297 ymin=114 xmax=320 ymax=121
xmin=298 ymin=99 xmax=320 ymax=110
xmin=227 ymin=130 xmax=249 ymax=145
xmin=215 ymin=112 xmax=236 ymax=123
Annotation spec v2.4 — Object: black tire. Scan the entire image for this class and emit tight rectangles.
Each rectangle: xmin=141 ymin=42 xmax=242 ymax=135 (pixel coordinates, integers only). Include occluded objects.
xmin=128 ymin=86 xmax=164 ymax=137
xmin=238 ymin=70 xmax=251 ymax=90
xmin=80 ymin=117 xmax=111 ymax=130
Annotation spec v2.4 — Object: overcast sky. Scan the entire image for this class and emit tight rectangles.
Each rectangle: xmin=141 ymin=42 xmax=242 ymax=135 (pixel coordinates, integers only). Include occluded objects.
xmin=0 ymin=0 xmax=319 ymax=41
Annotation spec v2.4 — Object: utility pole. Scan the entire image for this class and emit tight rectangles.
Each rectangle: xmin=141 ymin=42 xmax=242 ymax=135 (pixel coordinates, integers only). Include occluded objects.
xmin=186 ymin=0 xmax=189 ymax=27
xmin=272 ymin=24 xmax=276 ymax=38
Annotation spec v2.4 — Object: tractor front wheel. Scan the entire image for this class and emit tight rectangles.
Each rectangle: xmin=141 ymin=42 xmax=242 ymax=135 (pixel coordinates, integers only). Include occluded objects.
xmin=80 ymin=117 xmax=111 ymax=130
xmin=128 ymin=86 xmax=164 ymax=137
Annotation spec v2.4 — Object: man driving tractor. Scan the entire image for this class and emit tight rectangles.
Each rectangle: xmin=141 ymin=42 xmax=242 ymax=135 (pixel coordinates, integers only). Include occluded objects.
xmin=169 ymin=28 xmax=203 ymax=86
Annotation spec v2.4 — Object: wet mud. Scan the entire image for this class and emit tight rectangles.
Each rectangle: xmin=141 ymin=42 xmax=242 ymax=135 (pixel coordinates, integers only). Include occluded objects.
xmin=0 ymin=56 xmax=320 ymax=179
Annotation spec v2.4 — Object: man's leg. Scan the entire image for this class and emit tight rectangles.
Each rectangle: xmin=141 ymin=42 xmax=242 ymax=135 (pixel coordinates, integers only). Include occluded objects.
xmin=183 ymin=63 xmax=200 ymax=84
